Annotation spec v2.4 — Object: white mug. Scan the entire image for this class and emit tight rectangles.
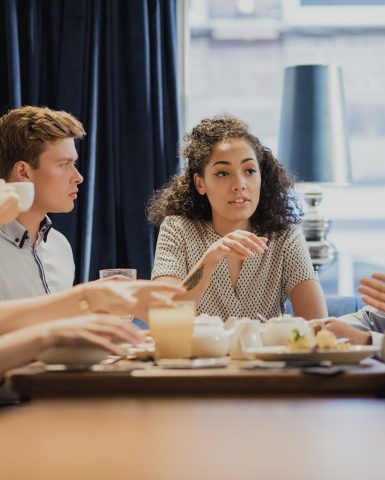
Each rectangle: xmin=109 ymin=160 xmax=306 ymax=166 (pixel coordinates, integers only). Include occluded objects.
xmin=7 ymin=182 xmax=34 ymax=212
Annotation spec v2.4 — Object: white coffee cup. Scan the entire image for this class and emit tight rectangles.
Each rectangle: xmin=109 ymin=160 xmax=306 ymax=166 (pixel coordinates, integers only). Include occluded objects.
xmin=7 ymin=182 xmax=34 ymax=212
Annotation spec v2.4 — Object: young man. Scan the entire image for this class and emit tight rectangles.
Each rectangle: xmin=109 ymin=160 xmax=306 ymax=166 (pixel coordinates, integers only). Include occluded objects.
xmin=0 ymin=106 xmax=85 ymax=300
xmin=0 ymin=184 xmax=186 ymax=384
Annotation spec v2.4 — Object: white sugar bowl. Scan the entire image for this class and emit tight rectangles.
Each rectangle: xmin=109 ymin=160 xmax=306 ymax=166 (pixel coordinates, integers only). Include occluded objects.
xmin=262 ymin=314 xmax=314 ymax=346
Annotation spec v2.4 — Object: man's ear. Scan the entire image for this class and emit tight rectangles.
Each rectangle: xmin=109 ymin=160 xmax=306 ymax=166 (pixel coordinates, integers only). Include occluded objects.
xmin=193 ymin=173 xmax=206 ymax=195
xmin=12 ymin=161 xmax=33 ymax=182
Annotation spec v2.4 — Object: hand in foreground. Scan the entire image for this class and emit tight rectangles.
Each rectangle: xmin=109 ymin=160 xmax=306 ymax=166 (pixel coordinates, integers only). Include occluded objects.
xmin=358 ymin=273 xmax=385 ymax=314
xmin=323 ymin=318 xmax=371 ymax=345
xmin=83 ymin=280 xmax=186 ymax=321
xmin=42 ymin=314 xmax=144 ymax=355
xmin=0 ymin=179 xmax=21 ymax=225
xmin=203 ymin=230 xmax=268 ymax=266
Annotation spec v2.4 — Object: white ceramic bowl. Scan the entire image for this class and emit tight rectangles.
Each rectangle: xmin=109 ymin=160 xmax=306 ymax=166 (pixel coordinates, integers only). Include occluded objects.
xmin=36 ymin=345 xmax=110 ymax=366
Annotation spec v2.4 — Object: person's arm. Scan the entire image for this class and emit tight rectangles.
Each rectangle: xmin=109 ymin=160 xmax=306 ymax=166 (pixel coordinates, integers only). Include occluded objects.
xmin=0 ymin=315 xmax=142 ymax=377
xmin=0 ymin=280 xmax=185 ymax=334
xmin=155 ymin=253 xmax=220 ymax=305
xmin=322 ymin=318 xmax=371 ymax=345
xmin=358 ymin=273 xmax=385 ymax=313
xmin=316 ymin=308 xmax=385 ymax=346
xmin=290 ymin=279 xmax=328 ymax=320
xmin=0 ymin=288 xmax=87 ymax=333
xmin=282 ymin=228 xmax=327 ymax=320
xmin=155 ymin=230 xmax=268 ymax=306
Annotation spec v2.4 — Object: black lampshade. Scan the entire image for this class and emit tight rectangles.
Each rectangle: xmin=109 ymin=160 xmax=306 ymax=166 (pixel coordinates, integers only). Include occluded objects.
xmin=278 ymin=64 xmax=352 ymax=185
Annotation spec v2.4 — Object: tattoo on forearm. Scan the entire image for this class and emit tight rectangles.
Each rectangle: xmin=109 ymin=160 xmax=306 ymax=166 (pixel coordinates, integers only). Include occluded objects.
xmin=182 ymin=265 xmax=204 ymax=291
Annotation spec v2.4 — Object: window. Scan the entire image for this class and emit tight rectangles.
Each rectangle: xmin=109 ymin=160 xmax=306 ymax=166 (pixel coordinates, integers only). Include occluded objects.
xmin=284 ymin=0 xmax=385 ymax=28
xmin=184 ymin=0 xmax=385 ymax=295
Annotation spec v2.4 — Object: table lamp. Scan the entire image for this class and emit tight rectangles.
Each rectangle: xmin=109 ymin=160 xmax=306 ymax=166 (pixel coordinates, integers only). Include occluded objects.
xmin=278 ymin=64 xmax=352 ymax=270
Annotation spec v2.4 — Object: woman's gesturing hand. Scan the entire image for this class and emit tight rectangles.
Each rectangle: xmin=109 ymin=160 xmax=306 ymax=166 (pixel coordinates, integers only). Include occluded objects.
xmin=358 ymin=273 xmax=385 ymax=314
xmin=203 ymin=230 xmax=268 ymax=266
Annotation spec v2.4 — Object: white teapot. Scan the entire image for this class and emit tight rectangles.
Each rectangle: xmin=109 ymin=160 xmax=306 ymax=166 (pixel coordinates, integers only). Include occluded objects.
xmin=262 ymin=314 xmax=314 ymax=346
xmin=192 ymin=315 xmax=233 ymax=358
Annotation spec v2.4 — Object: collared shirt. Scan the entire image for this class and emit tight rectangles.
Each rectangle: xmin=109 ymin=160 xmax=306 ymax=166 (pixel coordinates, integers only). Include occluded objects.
xmin=0 ymin=218 xmax=75 ymax=300
xmin=338 ymin=307 xmax=385 ymax=348
xmin=152 ymin=215 xmax=318 ymax=320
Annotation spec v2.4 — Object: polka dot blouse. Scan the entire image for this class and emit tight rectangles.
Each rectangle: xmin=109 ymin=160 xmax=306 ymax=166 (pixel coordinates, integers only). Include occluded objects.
xmin=152 ymin=215 xmax=318 ymax=320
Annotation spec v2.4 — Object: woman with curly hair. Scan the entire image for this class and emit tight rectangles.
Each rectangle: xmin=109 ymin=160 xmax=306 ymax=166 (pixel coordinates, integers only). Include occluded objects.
xmin=148 ymin=115 xmax=327 ymax=320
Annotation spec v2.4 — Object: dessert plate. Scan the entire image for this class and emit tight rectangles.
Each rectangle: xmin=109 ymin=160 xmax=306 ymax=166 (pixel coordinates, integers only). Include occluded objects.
xmin=243 ymin=345 xmax=379 ymax=364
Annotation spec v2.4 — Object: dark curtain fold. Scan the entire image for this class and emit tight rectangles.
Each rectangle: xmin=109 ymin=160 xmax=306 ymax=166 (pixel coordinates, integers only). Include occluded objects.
xmin=0 ymin=0 xmax=179 ymax=282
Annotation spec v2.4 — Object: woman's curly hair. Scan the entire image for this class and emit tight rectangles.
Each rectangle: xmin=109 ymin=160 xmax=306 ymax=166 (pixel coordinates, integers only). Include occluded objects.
xmin=147 ymin=115 xmax=302 ymax=235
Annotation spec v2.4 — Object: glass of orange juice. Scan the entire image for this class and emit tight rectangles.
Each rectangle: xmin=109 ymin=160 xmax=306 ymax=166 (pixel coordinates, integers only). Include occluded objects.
xmin=149 ymin=300 xmax=195 ymax=359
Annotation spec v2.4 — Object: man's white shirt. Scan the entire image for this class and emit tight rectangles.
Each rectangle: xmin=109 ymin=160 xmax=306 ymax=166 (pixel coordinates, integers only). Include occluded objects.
xmin=0 ymin=218 xmax=74 ymax=300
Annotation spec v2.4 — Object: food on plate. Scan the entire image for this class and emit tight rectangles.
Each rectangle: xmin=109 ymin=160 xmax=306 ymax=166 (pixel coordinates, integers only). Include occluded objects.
xmin=316 ymin=328 xmax=338 ymax=350
xmin=286 ymin=328 xmax=351 ymax=352
xmin=286 ymin=329 xmax=314 ymax=352
xmin=316 ymin=328 xmax=350 ymax=350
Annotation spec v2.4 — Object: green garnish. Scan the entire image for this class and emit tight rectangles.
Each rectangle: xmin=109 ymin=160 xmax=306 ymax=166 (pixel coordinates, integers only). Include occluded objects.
xmin=292 ymin=328 xmax=304 ymax=342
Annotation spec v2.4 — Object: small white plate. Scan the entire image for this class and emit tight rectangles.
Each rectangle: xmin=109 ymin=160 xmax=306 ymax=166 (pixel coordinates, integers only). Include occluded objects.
xmin=36 ymin=345 xmax=109 ymax=367
xmin=156 ymin=358 xmax=229 ymax=369
xmin=244 ymin=345 xmax=379 ymax=364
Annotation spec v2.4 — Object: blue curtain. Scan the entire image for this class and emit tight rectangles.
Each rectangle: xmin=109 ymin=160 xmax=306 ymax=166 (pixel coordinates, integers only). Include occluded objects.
xmin=0 ymin=0 xmax=180 ymax=282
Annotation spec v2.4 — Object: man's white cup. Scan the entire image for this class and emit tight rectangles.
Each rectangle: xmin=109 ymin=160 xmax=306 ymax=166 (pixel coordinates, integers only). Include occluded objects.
xmin=7 ymin=182 xmax=34 ymax=212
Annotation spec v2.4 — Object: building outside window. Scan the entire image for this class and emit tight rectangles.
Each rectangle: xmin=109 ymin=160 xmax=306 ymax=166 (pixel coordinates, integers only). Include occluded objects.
xmin=182 ymin=0 xmax=385 ymax=296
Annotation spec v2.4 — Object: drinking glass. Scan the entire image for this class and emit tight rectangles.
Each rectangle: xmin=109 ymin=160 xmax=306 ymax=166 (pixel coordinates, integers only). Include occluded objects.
xmin=149 ymin=300 xmax=195 ymax=359
xmin=99 ymin=268 xmax=137 ymax=321
xmin=99 ymin=268 xmax=137 ymax=280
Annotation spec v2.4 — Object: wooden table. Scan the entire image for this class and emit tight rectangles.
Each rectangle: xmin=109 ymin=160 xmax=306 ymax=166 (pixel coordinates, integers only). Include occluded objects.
xmin=1 ymin=396 xmax=385 ymax=480
xmin=3 ymin=360 xmax=385 ymax=479
xmin=7 ymin=358 xmax=385 ymax=398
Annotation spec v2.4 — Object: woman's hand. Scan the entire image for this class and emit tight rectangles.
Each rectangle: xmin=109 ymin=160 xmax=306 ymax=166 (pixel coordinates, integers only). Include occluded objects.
xmin=203 ymin=230 xmax=268 ymax=266
xmin=42 ymin=314 xmax=144 ymax=355
xmin=82 ymin=280 xmax=186 ymax=321
xmin=0 ymin=179 xmax=21 ymax=225
xmin=358 ymin=273 xmax=385 ymax=314
xmin=323 ymin=318 xmax=371 ymax=345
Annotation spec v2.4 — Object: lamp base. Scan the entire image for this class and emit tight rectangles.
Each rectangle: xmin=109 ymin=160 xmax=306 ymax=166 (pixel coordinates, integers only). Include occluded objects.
xmin=301 ymin=189 xmax=336 ymax=271
xmin=305 ymin=239 xmax=337 ymax=272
